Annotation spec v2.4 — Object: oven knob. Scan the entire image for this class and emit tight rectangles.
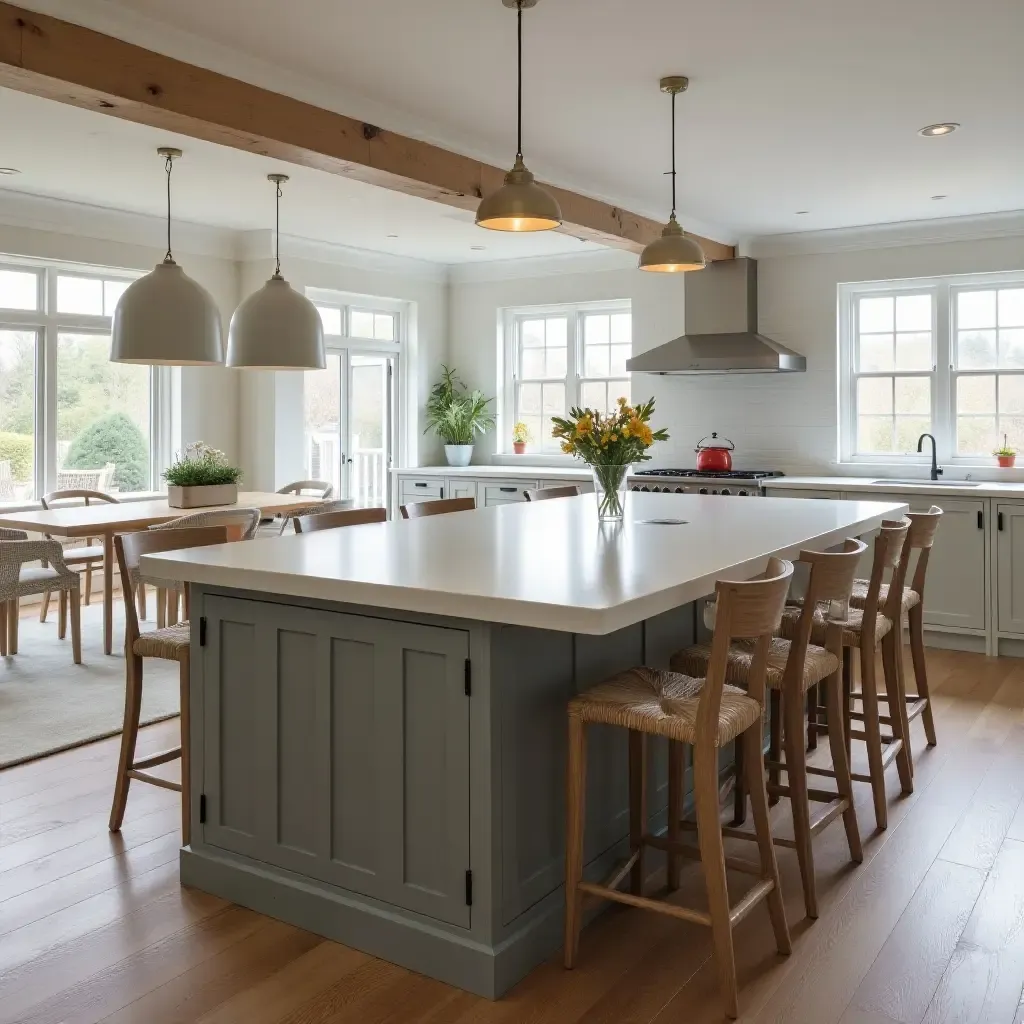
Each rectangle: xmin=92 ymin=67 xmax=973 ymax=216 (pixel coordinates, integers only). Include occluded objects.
xmin=639 ymin=485 xmax=649 ymax=491
xmin=698 ymin=487 xmax=709 ymax=494
xmin=675 ymin=486 xmax=685 ymax=494
xmin=721 ymin=488 xmax=732 ymax=496
xmin=739 ymin=489 xmax=749 ymax=496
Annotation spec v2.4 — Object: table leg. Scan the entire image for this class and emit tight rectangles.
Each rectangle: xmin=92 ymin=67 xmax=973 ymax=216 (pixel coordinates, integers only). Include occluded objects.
xmin=103 ymin=532 xmax=114 ymax=655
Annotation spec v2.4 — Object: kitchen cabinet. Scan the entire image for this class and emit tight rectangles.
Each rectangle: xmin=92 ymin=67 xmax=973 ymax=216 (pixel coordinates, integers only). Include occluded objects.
xmin=481 ymin=480 xmax=537 ymax=506
xmin=445 ymin=479 xmax=478 ymax=503
xmin=400 ymin=477 xmax=444 ymax=509
xmin=996 ymin=503 xmax=1024 ymax=634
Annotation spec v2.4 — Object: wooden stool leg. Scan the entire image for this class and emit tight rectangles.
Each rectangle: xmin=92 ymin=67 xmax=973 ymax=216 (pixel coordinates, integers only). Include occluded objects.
xmin=39 ymin=590 xmax=51 ymax=623
xmin=882 ymin=633 xmax=913 ymax=795
xmin=84 ymin=564 xmax=93 ymax=605
xmin=694 ymin=742 xmax=740 ymax=1020
xmin=9 ymin=598 xmax=19 ymax=654
xmin=666 ymin=739 xmax=684 ymax=891
xmin=806 ymin=683 xmax=819 ymax=751
xmin=859 ymin=643 xmax=888 ymax=830
xmin=825 ymin=664 xmax=863 ymax=864
xmin=58 ymin=590 xmax=67 ymax=640
xmin=563 ymin=714 xmax=587 ymax=969
xmin=783 ymin=686 xmax=818 ymax=919
xmin=0 ymin=601 xmax=8 ymax=656
xmin=768 ymin=689 xmax=782 ymax=807
xmin=628 ymin=730 xmax=647 ymax=895
xmin=743 ymin=721 xmax=791 ymax=956
xmin=895 ymin=624 xmax=916 ymax=778
xmin=156 ymin=588 xmax=166 ymax=629
xmin=166 ymin=589 xmax=179 ymax=626
xmin=732 ymin=735 xmax=746 ymax=826
xmin=179 ymin=649 xmax=191 ymax=845
xmin=843 ymin=648 xmax=854 ymax=763
xmin=909 ymin=604 xmax=937 ymax=746
xmin=109 ymin=654 xmax=144 ymax=832
xmin=69 ymin=588 xmax=82 ymax=665
xmin=137 ymin=582 xmax=148 ymax=622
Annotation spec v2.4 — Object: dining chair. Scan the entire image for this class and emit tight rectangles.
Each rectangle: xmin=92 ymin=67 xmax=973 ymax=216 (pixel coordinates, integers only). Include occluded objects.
xmin=277 ymin=479 xmax=334 ymax=500
xmin=109 ymin=525 xmax=231 ymax=844
xmin=276 ymin=498 xmax=354 ymax=536
xmin=0 ymin=527 xmax=82 ymax=663
xmin=524 ymin=485 xmax=581 ymax=501
xmin=39 ymin=488 xmax=119 ymax=618
xmin=293 ymin=507 xmax=387 ymax=533
xmin=564 ymin=557 xmax=794 ymax=1020
xmin=400 ymin=497 xmax=476 ymax=519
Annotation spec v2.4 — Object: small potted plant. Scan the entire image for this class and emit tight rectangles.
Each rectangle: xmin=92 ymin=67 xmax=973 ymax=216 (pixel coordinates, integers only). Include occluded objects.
xmin=512 ymin=421 xmax=531 ymax=455
xmin=425 ymin=365 xmax=496 ymax=467
xmin=993 ymin=435 xmax=1017 ymax=469
xmin=164 ymin=441 xmax=243 ymax=508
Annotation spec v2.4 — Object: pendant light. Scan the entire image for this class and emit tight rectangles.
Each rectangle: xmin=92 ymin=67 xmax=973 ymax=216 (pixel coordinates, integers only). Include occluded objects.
xmin=227 ymin=173 xmax=325 ymax=370
xmin=112 ymin=148 xmax=225 ymax=364
xmin=638 ymin=77 xmax=706 ymax=273
xmin=475 ymin=0 xmax=562 ymax=232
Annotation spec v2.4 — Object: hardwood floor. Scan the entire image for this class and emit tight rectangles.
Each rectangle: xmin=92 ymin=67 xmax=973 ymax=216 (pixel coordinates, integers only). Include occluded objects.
xmin=1 ymin=648 xmax=1023 ymax=1023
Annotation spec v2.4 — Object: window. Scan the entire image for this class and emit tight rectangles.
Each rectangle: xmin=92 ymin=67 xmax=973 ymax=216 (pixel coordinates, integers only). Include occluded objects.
xmin=840 ymin=272 xmax=1024 ymax=464
xmin=303 ymin=296 xmax=400 ymax=507
xmin=0 ymin=261 xmax=167 ymax=504
xmin=504 ymin=302 xmax=631 ymax=452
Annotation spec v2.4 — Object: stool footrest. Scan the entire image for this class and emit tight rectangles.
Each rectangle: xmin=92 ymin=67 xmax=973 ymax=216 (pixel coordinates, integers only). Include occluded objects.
xmin=578 ymin=881 xmax=712 ymax=927
xmin=131 ymin=746 xmax=182 ymax=771
xmin=126 ymin=768 xmax=181 ymax=792
xmin=650 ymin=828 xmax=763 ymax=875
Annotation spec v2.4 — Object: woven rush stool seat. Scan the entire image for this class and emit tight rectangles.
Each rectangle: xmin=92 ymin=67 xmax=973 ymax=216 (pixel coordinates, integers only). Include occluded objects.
xmin=672 ymin=637 xmax=839 ymax=694
xmin=848 ymin=579 xmax=920 ymax=612
xmin=569 ymin=666 xmax=761 ymax=747
xmin=133 ymin=622 xmax=190 ymax=662
xmin=778 ymin=604 xmax=892 ymax=647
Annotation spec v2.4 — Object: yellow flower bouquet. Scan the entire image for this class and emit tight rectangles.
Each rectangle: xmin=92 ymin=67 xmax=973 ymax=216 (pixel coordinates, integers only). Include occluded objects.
xmin=551 ymin=397 xmax=669 ymax=520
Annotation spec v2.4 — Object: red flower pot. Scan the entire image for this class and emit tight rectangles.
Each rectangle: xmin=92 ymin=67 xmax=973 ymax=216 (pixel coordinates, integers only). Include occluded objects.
xmin=513 ymin=442 xmax=527 ymax=455
xmin=997 ymin=454 xmax=1016 ymax=468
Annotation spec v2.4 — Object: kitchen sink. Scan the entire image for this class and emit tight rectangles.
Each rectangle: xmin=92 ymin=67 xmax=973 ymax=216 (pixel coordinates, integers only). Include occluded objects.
xmin=871 ymin=479 xmax=981 ymax=487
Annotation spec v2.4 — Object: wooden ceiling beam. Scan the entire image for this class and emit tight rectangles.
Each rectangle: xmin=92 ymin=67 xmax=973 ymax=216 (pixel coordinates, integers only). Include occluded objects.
xmin=0 ymin=2 xmax=734 ymax=260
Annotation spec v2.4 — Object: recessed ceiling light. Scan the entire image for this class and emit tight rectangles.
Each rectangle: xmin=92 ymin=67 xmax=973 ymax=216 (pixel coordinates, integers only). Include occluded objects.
xmin=795 ymin=210 xmax=810 ymax=215
xmin=919 ymin=123 xmax=959 ymax=137
xmin=931 ymin=194 xmax=948 ymax=200
xmin=470 ymin=245 xmax=486 ymax=251
xmin=0 ymin=167 xmax=20 ymax=175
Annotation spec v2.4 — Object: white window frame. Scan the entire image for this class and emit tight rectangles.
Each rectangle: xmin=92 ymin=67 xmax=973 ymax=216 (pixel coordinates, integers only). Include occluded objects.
xmin=839 ymin=269 xmax=1024 ymax=467
xmin=0 ymin=257 xmax=171 ymax=503
xmin=499 ymin=299 xmax=631 ymax=454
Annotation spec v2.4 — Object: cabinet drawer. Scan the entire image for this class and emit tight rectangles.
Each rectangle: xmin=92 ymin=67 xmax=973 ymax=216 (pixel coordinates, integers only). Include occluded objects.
xmin=482 ymin=480 xmax=537 ymax=506
xmin=445 ymin=479 xmax=478 ymax=503
xmin=400 ymin=479 xmax=444 ymax=505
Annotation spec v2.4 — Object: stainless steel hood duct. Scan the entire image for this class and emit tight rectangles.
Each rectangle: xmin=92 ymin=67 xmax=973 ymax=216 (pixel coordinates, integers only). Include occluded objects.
xmin=626 ymin=257 xmax=806 ymax=375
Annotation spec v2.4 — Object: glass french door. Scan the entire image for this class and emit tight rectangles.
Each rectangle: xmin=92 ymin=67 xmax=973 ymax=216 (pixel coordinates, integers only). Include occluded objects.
xmin=304 ymin=349 xmax=395 ymax=508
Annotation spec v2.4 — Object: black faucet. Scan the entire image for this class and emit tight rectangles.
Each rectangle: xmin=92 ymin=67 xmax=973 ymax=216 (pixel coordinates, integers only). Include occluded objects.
xmin=917 ymin=433 xmax=943 ymax=481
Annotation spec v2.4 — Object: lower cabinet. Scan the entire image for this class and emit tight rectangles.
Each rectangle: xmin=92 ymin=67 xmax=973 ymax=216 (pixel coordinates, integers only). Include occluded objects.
xmin=199 ymin=595 xmax=472 ymax=927
xmin=481 ymin=480 xmax=537 ymax=506
xmin=400 ymin=478 xmax=445 ymax=510
xmin=997 ymin=504 xmax=1024 ymax=634
xmin=446 ymin=479 xmax=478 ymax=503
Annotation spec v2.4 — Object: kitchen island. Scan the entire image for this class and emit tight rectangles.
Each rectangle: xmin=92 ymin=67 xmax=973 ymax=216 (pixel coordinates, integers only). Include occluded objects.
xmin=144 ymin=492 xmax=906 ymax=998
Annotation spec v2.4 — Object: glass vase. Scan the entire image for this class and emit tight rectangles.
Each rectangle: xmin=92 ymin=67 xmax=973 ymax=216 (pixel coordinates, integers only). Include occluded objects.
xmin=591 ymin=463 xmax=631 ymax=522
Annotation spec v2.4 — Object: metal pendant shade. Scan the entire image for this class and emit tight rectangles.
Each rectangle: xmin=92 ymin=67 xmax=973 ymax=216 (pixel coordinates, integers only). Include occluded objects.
xmin=639 ymin=77 xmax=706 ymax=273
xmin=475 ymin=0 xmax=561 ymax=232
xmin=112 ymin=148 xmax=225 ymax=365
xmin=226 ymin=174 xmax=325 ymax=370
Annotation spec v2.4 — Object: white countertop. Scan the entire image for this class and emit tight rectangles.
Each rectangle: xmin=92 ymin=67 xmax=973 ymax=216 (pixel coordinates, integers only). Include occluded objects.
xmin=143 ymin=493 xmax=906 ymax=635
xmin=393 ymin=464 xmax=592 ymax=480
xmin=763 ymin=475 xmax=1024 ymax=499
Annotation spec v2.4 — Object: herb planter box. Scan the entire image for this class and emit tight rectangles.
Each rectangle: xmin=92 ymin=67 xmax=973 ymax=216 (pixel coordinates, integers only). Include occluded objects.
xmin=167 ymin=483 xmax=239 ymax=509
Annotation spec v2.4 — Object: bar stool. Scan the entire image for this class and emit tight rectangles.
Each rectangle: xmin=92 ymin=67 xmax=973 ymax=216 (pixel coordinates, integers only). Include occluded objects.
xmin=849 ymin=506 xmax=942 ymax=753
xmin=779 ymin=518 xmax=912 ymax=831
xmin=671 ymin=539 xmax=867 ymax=920
xmin=564 ymin=557 xmax=794 ymax=1020
xmin=524 ymin=485 xmax=580 ymax=501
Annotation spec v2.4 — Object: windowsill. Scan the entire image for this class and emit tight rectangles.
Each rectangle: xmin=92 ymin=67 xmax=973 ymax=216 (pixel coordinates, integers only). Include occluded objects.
xmin=0 ymin=490 xmax=165 ymax=515
xmin=835 ymin=462 xmax=1024 ymax=483
xmin=491 ymin=453 xmax=579 ymax=468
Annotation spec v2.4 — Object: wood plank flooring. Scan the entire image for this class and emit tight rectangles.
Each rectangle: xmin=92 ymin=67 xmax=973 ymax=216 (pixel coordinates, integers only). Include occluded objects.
xmin=1 ymin=648 xmax=1023 ymax=1023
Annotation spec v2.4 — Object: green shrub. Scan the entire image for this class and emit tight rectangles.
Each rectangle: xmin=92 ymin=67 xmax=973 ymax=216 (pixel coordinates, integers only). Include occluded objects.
xmin=0 ymin=431 xmax=33 ymax=481
xmin=64 ymin=413 xmax=149 ymax=492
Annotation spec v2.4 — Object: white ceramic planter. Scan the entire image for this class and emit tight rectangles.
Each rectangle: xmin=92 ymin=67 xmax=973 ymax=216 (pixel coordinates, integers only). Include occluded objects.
xmin=167 ymin=483 xmax=239 ymax=509
xmin=444 ymin=445 xmax=474 ymax=468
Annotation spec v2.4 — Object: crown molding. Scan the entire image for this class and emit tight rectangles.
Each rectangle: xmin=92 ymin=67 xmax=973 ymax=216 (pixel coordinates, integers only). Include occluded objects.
xmin=0 ymin=188 xmax=237 ymax=258
xmin=448 ymin=248 xmax=637 ymax=285
xmin=744 ymin=209 xmax=1024 ymax=259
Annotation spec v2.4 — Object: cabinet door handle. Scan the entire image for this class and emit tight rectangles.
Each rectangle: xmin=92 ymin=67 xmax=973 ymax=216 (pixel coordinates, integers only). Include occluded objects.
xmin=414 ymin=482 xmax=428 ymax=487
xmin=499 ymin=486 xmax=517 ymax=493
xmin=978 ymin=510 xmax=984 ymax=529
xmin=998 ymin=511 xmax=1005 ymax=531
xmin=440 ymin=487 xmax=445 ymax=498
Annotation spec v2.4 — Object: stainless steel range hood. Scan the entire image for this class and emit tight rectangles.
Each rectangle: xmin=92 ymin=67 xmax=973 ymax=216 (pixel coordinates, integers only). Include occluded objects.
xmin=626 ymin=257 xmax=806 ymax=375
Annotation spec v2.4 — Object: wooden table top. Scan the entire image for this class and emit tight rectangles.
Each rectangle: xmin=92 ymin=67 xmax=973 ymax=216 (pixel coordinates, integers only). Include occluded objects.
xmin=0 ymin=492 xmax=324 ymax=537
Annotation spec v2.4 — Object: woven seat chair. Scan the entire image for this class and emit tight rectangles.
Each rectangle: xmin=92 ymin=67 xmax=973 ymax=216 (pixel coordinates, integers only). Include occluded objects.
xmin=848 ymin=506 xmax=942 ymax=751
xmin=0 ymin=528 xmax=82 ymax=663
xmin=672 ymin=539 xmax=867 ymax=920
xmin=564 ymin=557 xmax=794 ymax=1020
xmin=110 ymin=525 xmax=231 ymax=844
xmin=144 ymin=507 xmax=261 ymax=626
xmin=400 ymin=497 xmax=476 ymax=519
xmin=293 ymin=506 xmax=387 ymax=533
xmin=523 ymin=485 xmax=580 ymax=501
xmin=779 ymin=519 xmax=913 ymax=831
xmin=275 ymin=497 xmax=353 ymax=536
xmin=263 ymin=480 xmax=335 ymax=534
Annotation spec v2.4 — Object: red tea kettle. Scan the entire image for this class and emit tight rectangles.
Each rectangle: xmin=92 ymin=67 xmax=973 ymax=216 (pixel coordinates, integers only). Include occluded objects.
xmin=695 ymin=433 xmax=735 ymax=472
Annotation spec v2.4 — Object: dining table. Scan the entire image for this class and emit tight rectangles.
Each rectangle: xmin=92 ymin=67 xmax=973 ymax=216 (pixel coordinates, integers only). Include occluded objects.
xmin=0 ymin=492 xmax=326 ymax=655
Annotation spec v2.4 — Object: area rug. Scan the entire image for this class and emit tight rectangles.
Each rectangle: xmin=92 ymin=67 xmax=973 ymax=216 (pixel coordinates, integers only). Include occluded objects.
xmin=0 ymin=601 xmax=179 ymax=768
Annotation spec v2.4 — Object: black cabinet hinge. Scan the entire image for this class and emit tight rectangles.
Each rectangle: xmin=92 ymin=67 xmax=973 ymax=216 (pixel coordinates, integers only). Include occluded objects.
xmin=978 ymin=510 xmax=984 ymax=530
xmin=199 ymin=617 xmax=207 ymax=647
xmin=198 ymin=794 xmax=207 ymax=824
xmin=465 ymin=869 xmax=473 ymax=906
xmin=464 ymin=659 xmax=472 ymax=696
xmin=999 ymin=511 xmax=1005 ymax=531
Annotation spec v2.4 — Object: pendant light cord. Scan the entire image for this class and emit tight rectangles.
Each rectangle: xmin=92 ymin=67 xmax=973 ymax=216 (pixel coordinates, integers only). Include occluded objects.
xmin=516 ymin=1 xmax=524 ymax=160
xmin=670 ymin=88 xmax=677 ymax=220
xmin=164 ymin=152 xmax=174 ymax=263
xmin=274 ymin=178 xmax=283 ymax=277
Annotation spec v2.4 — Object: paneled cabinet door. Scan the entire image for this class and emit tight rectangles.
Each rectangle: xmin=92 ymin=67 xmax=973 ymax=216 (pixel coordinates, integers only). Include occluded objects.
xmin=996 ymin=504 xmax=1024 ymax=634
xmin=200 ymin=596 xmax=472 ymax=927
xmin=445 ymin=479 xmax=478 ymax=503
xmin=916 ymin=497 xmax=987 ymax=631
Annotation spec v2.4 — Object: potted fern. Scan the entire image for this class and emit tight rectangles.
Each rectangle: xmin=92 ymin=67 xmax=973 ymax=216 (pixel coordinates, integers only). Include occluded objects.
xmin=425 ymin=366 xmax=496 ymax=467
xmin=164 ymin=442 xmax=243 ymax=508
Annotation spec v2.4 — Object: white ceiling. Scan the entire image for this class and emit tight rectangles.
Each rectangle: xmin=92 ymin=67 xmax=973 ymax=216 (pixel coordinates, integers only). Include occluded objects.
xmin=24 ymin=0 xmax=1024 ymax=243
xmin=0 ymin=87 xmax=598 ymax=265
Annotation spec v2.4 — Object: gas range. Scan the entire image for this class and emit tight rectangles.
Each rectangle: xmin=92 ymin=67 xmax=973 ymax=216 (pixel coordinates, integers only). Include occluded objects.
xmin=629 ymin=468 xmax=784 ymax=497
